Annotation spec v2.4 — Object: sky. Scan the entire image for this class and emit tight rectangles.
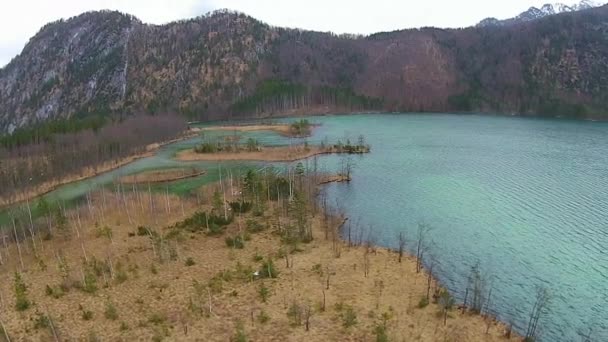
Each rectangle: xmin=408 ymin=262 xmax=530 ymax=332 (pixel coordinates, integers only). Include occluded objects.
xmin=0 ymin=0 xmax=594 ymax=67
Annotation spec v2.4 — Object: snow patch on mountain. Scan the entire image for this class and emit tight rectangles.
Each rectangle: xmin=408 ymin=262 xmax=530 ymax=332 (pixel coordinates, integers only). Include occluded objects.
xmin=477 ymin=0 xmax=606 ymax=27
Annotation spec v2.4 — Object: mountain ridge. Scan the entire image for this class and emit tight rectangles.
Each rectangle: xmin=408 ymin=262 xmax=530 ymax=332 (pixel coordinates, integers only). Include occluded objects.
xmin=2 ymin=6 xmax=608 ymax=134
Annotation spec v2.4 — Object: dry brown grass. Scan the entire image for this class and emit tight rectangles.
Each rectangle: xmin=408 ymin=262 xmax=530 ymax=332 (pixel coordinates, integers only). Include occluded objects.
xmin=0 ymin=185 xmax=517 ymax=341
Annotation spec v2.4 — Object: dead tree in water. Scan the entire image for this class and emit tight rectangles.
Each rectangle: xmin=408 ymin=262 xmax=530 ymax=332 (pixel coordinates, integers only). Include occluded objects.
xmin=467 ymin=262 xmax=486 ymax=314
xmin=415 ymin=223 xmax=432 ymax=273
xmin=524 ymin=286 xmax=551 ymax=342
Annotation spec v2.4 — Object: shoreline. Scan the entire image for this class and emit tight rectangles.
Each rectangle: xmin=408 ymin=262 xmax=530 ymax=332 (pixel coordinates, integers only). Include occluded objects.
xmin=0 ymin=131 xmax=199 ymax=209
xmin=0 ymin=176 xmax=519 ymax=341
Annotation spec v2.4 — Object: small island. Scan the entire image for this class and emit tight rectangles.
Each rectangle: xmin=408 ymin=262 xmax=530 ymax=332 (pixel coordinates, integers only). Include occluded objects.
xmin=176 ymin=137 xmax=370 ymax=162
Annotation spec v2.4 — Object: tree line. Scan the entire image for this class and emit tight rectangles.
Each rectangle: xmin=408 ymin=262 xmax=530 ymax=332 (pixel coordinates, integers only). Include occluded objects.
xmin=0 ymin=114 xmax=187 ymax=205
xmin=231 ymin=80 xmax=383 ymax=116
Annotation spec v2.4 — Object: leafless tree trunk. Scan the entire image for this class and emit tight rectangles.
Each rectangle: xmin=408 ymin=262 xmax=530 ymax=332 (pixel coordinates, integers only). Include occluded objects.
xmin=26 ymin=199 xmax=38 ymax=254
xmin=304 ymin=305 xmax=312 ymax=331
xmin=462 ymin=287 xmax=469 ymax=314
xmin=397 ymin=231 xmax=406 ymax=263
xmin=0 ymin=315 xmax=11 ymax=342
xmin=321 ymin=289 xmax=326 ymax=312
xmin=525 ymin=286 xmax=551 ymax=341
xmin=45 ymin=309 xmax=60 ymax=342
xmin=12 ymin=218 xmax=24 ymax=270
xmin=415 ymin=223 xmax=431 ymax=273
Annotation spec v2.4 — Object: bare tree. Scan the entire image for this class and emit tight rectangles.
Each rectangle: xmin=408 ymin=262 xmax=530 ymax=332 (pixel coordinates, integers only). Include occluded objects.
xmin=304 ymin=305 xmax=313 ymax=331
xmin=438 ymin=290 xmax=455 ymax=325
xmin=415 ymin=223 xmax=432 ymax=273
xmin=0 ymin=314 xmax=10 ymax=342
xmin=467 ymin=262 xmax=486 ymax=314
xmin=525 ymin=286 xmax=551 ymax=342
xmin=397 ymin=231 xmax=406 ymax=263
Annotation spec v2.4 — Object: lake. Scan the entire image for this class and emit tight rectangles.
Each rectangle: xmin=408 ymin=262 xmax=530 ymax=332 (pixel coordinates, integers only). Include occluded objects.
xmin=4 ymin=113 xmax=608 ymax=341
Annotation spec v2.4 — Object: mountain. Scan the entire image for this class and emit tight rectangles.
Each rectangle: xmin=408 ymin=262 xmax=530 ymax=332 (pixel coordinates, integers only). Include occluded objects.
xmin=478 ymin=0 xmax=604 ymax=26
xmin=2 ymin=6 xmax=608 ymax=134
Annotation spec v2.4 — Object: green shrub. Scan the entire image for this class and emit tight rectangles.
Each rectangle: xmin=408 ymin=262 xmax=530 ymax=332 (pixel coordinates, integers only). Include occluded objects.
xmin=290 ymin=119 xmax=312 ymax=136
xmin=83 ymin=269 xmax=98 ymax=294
xmin=225 ymin=236 xmax=245 ymax=249
xmin=258 ymin=285 xmax=270 ymax=303
xmin=246 ymin=220 xmax=265 ymax=233
xmin=252 ymin=252 xmax=264 ymax=262
xmin=185 ymin=257 xmax=196 ymax=266
xmin=115 ymin=262 xmax=128 ymax=284
xmin=208 ymin=276 xmax=224 ymax=294
xmin=374 ymin=323 xmax=389 ymax=342
xmin=175 ymin=211 xmax=233 ymax=234
xmin=104 ymin=302 xmax=119 ymax=320
xmin=417 ymin=296 xmax=429 ymax=309
xmin=81 ymin=309 xmax=94 ymax=321
xmin=96 ymin=226 xmax=113 ymax=240
xmin=342 ymin=306 xmax=358 ymax=328
xmin=194 ymin=142 xmax=219 ymax=154
xmin=257 ymin=310 xmax=270 ymax=324
xmin=232 ymin=321 xmax=247 ymax=342
xmin=136 ymin=226 xmax=150 ymax=236
xmin=229 ymin=201 xmax=252 ymax=214
xmin=14 ymin=272 xmax=30 ymax=311
xmin=148 ymin=312 xmax=167 ymax=325
xmin=312 ymin=264 xmax=323 ymax=276
xmin=32 ymin=311 xmax=51 ymax=330
xmin=287 ymin=302 xmax=303 ymax=326
xmin=258 ymin=258 xmax=279 ymax=279
xmin=233 ymin=262 xmax=254 ymax=281
xmin=45 ymin=284 xmax=65 ymax=299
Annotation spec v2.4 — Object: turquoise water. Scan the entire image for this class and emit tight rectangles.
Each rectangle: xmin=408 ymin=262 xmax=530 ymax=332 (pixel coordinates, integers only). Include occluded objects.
xmin=0 ymin=128 xmax=290 ymax=224
xmin=314 ymin=114 xmax=608 ymax=341
xmin=3 ymin=113 xmax=607 ymax=340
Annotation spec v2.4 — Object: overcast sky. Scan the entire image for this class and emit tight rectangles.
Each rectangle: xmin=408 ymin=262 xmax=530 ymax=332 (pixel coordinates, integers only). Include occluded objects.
xmin=0 ymin=0 xmax=593 ymax=67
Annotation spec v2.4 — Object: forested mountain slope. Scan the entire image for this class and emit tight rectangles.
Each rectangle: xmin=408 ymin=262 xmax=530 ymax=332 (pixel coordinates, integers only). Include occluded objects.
xmin=2 ymin=6 xmax=608 ymax=133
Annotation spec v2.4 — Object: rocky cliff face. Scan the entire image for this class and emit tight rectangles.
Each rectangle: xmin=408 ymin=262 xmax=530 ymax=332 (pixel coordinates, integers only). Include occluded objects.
xmin=0 ymin=11 xmax=136 ymax=133
xmin=2 ymin=7 xmax=608 ymax=133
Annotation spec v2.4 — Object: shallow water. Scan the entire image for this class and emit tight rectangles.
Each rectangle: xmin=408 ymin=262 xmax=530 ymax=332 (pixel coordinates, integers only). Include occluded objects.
xmin=3 ymin=113 xmax=608 ymax=341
